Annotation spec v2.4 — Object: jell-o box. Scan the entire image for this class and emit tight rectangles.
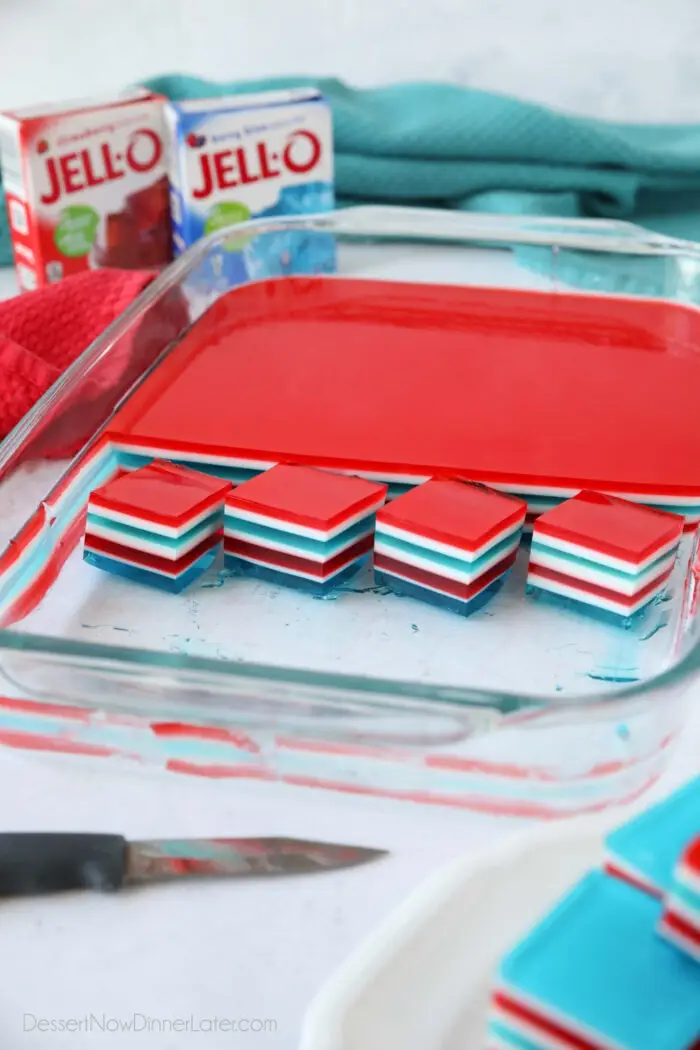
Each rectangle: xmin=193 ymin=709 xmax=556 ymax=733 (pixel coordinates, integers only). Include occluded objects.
xmin=527 ymin=490 xmax=683 ymax=623
xmin=165 ymin=88 xmax=335 ymax=288
xmin=374 ymin=479 xmax=526 ymax=616
xmin=83 ymin=460 xmax=230 ymax=593
xmin=0 ymin=89 xmax=171 ymax=290
xmin=488 ymin=870 xmax=700 ymax=1050
xmin=223 ymin=464 xmax=386 ymax=595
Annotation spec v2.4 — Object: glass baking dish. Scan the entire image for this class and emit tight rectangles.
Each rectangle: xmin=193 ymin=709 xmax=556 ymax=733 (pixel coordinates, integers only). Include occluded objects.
xmin=2 ymin=205 xmax=700 ymax=818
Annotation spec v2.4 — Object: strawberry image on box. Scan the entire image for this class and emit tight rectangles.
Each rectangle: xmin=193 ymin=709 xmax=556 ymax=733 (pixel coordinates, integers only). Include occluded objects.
xmin=0 ymin=89 xmax=172 ymax=290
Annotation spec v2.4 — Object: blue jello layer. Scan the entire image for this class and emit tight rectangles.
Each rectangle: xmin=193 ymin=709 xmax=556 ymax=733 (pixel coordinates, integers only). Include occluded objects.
xmin=606 ymin=778 xmax=700 ymax=896
xmin=223 ymin=512 xmax=375 ymax=558
xmin=223 ymin=553 xmax=367 ymax=596
xmin=85 ymin=510 xmax=220 ymax=552
xmin=83 ymin=548 xmax=216 ymax=594
xmin=525 ymin=583 xmax=655 ymax=628
xmin=374 ymin=570 xmax=504 ymax=617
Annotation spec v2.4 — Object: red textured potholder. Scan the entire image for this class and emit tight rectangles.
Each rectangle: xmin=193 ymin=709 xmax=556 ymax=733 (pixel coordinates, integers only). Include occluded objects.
xmin=0 ymin=268 xmax=189 ymax=462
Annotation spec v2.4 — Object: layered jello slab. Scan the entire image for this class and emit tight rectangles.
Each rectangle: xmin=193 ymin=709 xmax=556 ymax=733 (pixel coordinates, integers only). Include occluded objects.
xmin=223 ymin=464 xmax=387 ymax=594
xmin=374 ymin=479 xmax=526 ymax=615
xmin=528 ymin=491 xmax=683 ymax=620
xmin=105 ymin=278 xmax=700 ymax=521
xmin=604 ymin=777 xmax=700 ymax=897
xmin=660 ymin=836 xmax=700 ymax=961
xmin=84 ymin=461 xmax=230 ymax=593
xmin=488 ymin=871 xmax=700 ymax=1050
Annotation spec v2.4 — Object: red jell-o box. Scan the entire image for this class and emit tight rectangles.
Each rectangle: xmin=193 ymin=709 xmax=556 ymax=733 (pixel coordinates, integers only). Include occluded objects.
xmin=0 ymin=89 xmax=172 ymax=291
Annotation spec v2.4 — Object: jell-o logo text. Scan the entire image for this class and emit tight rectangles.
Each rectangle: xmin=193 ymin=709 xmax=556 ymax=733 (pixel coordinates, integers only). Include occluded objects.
xmin=39 ymin=129 xmax=164 ymax=205
xmin=191 ymin=129 xmax=323 ymax=201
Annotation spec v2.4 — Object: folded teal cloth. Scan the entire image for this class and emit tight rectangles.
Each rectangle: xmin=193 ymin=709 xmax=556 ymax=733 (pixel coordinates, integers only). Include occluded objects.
xmin=146 ymin=76 xmax=700 ymax=237
xmin=4 ymin=75 xmax=700 ymax=269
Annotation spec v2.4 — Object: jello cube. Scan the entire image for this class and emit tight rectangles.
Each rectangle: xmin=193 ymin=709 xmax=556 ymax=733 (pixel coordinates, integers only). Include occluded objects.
xmin=604 ymin=778 xmax=700 ymax=898
xmin=660 ymin=835 xmax=700 ymax=962
xmin=374 ymin=479 xmax=526 ymax=616
xmin=488 ymin=871 xmax=700 ymax=1050
xmin=84 ymin=460 xmax=231 ymax=593
xmin=527 ymin=490 xmax=683 ymax=623
xmin=223 ymin=464 xmax=387 ymax=595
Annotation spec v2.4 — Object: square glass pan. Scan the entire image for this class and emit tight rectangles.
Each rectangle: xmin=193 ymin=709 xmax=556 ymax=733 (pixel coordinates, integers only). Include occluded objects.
xmin=2 ymin=205 xmax=700 ymax=817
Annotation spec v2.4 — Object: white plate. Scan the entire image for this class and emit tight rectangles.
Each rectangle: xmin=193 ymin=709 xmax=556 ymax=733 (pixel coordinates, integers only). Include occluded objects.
xmin=301 ymin=807 xmax=641 ymax=1050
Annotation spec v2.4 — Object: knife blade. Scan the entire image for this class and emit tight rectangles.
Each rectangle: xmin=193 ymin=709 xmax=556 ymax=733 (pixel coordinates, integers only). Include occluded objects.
xmin=0 ymin=833 xmax=387 ymax=897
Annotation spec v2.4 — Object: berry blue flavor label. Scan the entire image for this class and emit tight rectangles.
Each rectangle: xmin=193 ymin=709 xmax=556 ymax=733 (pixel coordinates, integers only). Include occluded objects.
xmin=165 ymin=89 xmax=335 ymax=290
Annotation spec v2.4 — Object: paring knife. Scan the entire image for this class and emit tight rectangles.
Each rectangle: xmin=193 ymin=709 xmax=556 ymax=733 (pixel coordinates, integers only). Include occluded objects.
xmin=0 ymin=834 xmax=387 ymax=897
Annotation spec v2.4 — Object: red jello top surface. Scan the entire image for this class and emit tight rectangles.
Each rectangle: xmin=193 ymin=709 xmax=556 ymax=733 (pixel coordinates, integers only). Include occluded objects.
xmin=89 ymin=460 xmax=231 ymax=526
xmin=106 ymin=277 xmax=700 ymax=498
xmin=377 ymin=479 xmax=527 ymax=551
xmin=534 ymin=490 xmax=684 ymax=561
xmin=225 ymin=465 xmax=387 ymax=530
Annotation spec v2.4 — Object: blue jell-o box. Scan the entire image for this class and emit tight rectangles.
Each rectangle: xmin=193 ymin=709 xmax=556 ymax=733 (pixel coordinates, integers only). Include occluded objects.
xmin=164 ymin=88 xmax=335 ymax=289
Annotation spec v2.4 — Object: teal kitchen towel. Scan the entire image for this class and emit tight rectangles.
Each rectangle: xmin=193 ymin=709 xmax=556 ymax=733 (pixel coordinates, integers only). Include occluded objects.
xmin=3 ymin=76 xmax=700 ymax=269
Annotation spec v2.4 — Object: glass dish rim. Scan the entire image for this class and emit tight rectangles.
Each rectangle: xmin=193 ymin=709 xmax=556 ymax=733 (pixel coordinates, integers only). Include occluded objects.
xmin=2 ymin=203 xmax=700 ymax=717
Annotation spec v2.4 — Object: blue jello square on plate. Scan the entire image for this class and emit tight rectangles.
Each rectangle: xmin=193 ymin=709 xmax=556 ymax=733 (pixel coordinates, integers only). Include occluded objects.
xmin=492 ymin=870 xmax=700 ymax=1050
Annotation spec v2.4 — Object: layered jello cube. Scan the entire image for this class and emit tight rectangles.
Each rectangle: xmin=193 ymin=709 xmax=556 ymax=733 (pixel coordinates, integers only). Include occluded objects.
xmin=527 ymin=490 xmax=683 ymax=623
xmin=84 ymin=460 xmax=230 ymax=593
xmin=660 ymin=835 xmax=700 ymax=963
xmin=488 ymin=870 xmax=700 ymax=1050
xmin=223 ymin=464 xmax=387 ymax=595
xmin=373 ymin=479 xmax=526 ymax=616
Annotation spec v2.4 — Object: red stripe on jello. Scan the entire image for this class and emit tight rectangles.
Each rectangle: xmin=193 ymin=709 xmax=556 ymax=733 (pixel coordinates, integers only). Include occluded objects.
xmin=374 ymin=548 xmax=516 ymax=600
xmin=662 ymin=909 xmax=700 ymax=947
xmin=223 ymin=533 xmax=373 ymax=579
xmin=84 ymin=531 xmax=220 ymax=576
xmin=493 ymin=991 xmax=604 ymax=1050
xmin=528 ymin=561 xmax=672 ymax=607
xmin=603 ymin=862 xmax=660 ymax=898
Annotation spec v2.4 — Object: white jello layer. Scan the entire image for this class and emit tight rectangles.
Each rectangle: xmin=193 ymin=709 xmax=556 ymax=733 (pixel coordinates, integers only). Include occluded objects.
xmin=88 ymin=499 xmax=221 ymax=539
xmin=532 ymin=530 xmax=680 ymax=574
xmin=527 ymin=568 xmax=664 ymax=617
xmin=225 ymin=546 xmax=362 ymax=583
xmin=375 ymin=517 xmax=523 ymax=564
xmin=376 ymin=560 xmax=499 ymax=603
xmin=375 ymin=533 xmax=520 ymax=586
xmin=664 ymin=894 xmax=700 ymax=930
xmin=490 ymin=984 xmax=605 ymax=1050
xmin=226 ymin=495 xmax=385 ymax=541
xmin=659 ymin=918 xmax=700 ymax=961
xmin=529 ymin=546 xmax=676 ymax=597
xmin=223 ymin=517 xmax=374 ymax=563
xmin=83 ymin=542 xmax=189 ymax=579
xmin=677 ymin=863 xmax=700 ymax=899
xmin=85 ymin=514 xmax=218 ymax=561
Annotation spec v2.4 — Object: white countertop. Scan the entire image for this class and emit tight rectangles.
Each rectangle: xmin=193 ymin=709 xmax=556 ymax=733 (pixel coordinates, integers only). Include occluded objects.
xmin=1 ymin=261 xmax=699 ymax=1049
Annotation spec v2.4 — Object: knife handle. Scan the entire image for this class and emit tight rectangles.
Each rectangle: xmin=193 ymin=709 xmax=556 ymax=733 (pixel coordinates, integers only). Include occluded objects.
xmin=0 ymin=833 xmax=127 ymax=896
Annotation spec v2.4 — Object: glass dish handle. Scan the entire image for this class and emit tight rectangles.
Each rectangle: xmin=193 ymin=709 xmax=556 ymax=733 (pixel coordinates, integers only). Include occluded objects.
xmin=325 ymin=204 xmax=700 ymax=258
